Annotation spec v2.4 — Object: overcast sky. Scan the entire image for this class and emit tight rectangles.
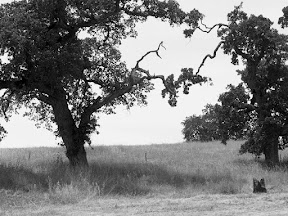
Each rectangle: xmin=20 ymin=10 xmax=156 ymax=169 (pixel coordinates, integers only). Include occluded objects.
xmin=0 ymin=0 xmax=287 ymax=148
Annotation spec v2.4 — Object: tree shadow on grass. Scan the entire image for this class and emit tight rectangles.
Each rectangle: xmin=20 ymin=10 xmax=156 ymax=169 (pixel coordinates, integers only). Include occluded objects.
xmin=233 ymin=156 xmax=288 ymax=171
xmin=45 ymin=161 xmax=199 ymax=195
xmin=87 ymin=162 xmax=192 ymax=195
xmin=232 ymin=157 xmax=260 ymax=167
xmin=259 ymin=159 xmax=288 ymax=171
xmin=77 ymin=161 xmax=242 ymax=195
xmin=0 ymin=161 xmax=244 ymax=195
xmin=0 ymin=164 xmax=48 ymax=191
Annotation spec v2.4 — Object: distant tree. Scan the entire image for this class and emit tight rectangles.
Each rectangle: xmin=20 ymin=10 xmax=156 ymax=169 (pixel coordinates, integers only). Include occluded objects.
xmin=0 ymin=0 xmax=210 ymax=167
xmin=201 ymin=104 xmax=222 ymax=141
xmin=182 ymin=114 xmax=204 ymax=142
xmin=187 ymin=4 xmax=288 ymax=165
xmin=216 ymin=83 xmax=253 ymax=144
xmin=182 ymin=83 xmax=252 ymax=143
xmin=182 ymin=103 xmax=221 ymax=142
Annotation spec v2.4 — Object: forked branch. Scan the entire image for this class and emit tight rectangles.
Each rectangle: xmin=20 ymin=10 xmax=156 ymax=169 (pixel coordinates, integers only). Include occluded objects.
xmin=134 ymin=41 xmax=166 ymax=69
xmin=79 ymin=42 xmax=168 ymax=125
xmin=131 ymin=42 xmax=176 ymax=95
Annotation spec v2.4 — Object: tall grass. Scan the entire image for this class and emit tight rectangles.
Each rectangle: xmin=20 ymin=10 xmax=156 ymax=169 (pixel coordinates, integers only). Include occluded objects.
xmin=1 ymin=140 xmax=288 ymax=207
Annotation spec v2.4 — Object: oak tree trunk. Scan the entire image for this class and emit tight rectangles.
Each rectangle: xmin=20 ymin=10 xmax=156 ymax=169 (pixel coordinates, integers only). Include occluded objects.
xmin=65 ymin=140 xmax=88 ymax=168
xmin=253 ymin=88 xmax=279 ymax=166
xmin=261 ymin=119 xmax=280 ymax=166
xmin=263 ymin=134 xmax=279 ymax=166
xmin=52 ymin=96 xmax=88 ymax=168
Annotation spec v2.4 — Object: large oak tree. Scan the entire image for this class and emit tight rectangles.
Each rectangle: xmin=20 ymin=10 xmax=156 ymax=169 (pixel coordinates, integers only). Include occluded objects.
xmin=0 ymin=0 xmax=209 ymax=167
xmin=188 ymin=4 xmax=288 ymax=165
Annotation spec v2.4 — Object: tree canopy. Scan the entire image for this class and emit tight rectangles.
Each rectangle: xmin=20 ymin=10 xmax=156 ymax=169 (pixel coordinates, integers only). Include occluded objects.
xmin=182 ymin=104 xmax=221 ymax=142
xmin=182 ymin=83 xmax=251 ymax=143
xmin=183 ymin=4 xmax=288 ymax=165
xmin=0 ymin=0 xmax=209 ymax=166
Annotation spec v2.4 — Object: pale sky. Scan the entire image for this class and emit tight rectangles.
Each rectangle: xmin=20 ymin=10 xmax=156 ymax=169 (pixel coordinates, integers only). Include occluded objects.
xmin=0 ymin=0 xmax=287 ymax=148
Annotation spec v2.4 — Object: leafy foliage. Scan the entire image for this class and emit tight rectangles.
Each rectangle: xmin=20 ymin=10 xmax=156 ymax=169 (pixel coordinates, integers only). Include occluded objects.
xmin=219 ymin=6 xmax=288 ymax=160
xmin=216 ymin=84 xmax=252 ymax=144
xmin=0 ymin=124 xmax=7 ymax=142
xmin=182 ymin=104 xmax=220 ymax=142
xmin=279 ymin=6 xmax=288 ymax=28
xmin=185 ymin=4 xmax=288 ymax=164
xmin=182 ymin=83 xmax=251 ymax=143
xmin=0 ymin=0 xmax=207 ymax=158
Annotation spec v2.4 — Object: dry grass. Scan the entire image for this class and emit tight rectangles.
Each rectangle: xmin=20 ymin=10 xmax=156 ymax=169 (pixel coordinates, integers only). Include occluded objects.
xmin=1 ymin=140 xmax=288 ymax=209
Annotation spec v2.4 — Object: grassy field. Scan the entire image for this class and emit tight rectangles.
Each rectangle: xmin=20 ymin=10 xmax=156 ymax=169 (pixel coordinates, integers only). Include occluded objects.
xmin=1 ymin=140 xmax=288 ymax=212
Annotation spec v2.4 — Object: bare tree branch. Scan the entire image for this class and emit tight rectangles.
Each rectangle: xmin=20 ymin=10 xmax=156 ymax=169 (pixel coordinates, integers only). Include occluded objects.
xmin=130 ymin=42 xmax=177 ymax=95
xmin=134 ymin=41 xmax=166 ymax=69
xmin=79 ymin=42 xmax=172 ymax=128
xmin=197 ymin=20 xmax=229 ymax=33
xmin=196 ymin=41 xmax=224 ymax=74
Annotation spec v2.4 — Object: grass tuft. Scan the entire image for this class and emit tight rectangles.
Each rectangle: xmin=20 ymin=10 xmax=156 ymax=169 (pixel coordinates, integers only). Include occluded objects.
xmin=47 ymin=176 xmax=100 ymax=204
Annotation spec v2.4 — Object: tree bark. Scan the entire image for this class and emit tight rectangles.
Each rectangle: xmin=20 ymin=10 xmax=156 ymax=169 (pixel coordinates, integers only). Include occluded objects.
xmin=263 ymin=134 xmax=279 ymax=166
xmin=51 ymin=95 xmax=88 ymax=168
xmin=260 ymin=114 xmax=280 ymax=166
xmin=65 ymin=142 xmax=88 ymax=168
xmin=252 ymin=84 xmax=279 ymax=166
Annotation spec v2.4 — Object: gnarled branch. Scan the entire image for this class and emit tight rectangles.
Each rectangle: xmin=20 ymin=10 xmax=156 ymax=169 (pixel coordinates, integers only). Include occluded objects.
xmin=196 ymin=41 xmax=224 ymax=74
xmin=197 ymin=21 xmax=229 ymax=34
xmin=130 ymin=42 xmax=176 ymax=95
xmin=134 ymin=41 xmax=166 ymax=69
xmin=79 ymin=42 xmax=168 ymax=129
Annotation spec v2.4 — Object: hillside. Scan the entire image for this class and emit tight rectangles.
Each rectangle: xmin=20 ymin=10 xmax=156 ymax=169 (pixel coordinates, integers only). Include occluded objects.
xmin=1 ymin=141 xmax=288 ymax=215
